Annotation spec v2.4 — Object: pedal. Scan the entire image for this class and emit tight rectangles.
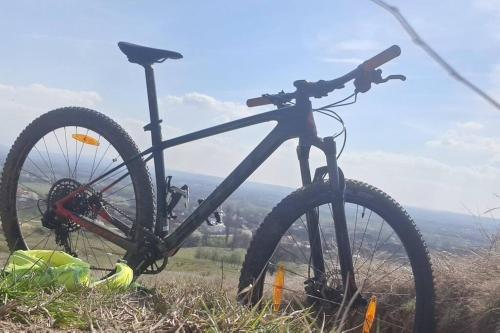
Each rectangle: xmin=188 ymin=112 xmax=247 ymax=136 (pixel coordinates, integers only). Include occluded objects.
xmin=197 ymin=199 xmax=224 ymax=226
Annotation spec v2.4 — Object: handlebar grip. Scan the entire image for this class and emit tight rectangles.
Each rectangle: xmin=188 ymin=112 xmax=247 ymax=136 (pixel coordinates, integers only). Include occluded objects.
xmin=360 ymin=45 xmax=401 ymax=71
xmin=246 ymin=96 xmax=272 ymax=107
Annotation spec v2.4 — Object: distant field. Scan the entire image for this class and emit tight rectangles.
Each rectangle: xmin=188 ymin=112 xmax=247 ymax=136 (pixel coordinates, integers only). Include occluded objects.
xmin=165 ymin=246 xmax=246 ymax=277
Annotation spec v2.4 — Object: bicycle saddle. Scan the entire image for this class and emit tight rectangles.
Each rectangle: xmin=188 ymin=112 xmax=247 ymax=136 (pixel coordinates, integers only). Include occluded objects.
xmin=118 ymin=41 xmax=183 ymax=66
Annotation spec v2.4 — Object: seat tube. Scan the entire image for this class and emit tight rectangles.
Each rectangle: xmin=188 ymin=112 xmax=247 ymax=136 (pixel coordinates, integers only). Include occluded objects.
xmin=297 ymin=139 xmax=326 ymax=278
xmin=144 ymin=65 xmax=168 ymax=236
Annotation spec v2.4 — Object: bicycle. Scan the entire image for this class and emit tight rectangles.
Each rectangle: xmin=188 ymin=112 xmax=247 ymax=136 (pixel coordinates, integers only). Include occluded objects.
xmin=0 ymin=41 xmax=434 ymax=332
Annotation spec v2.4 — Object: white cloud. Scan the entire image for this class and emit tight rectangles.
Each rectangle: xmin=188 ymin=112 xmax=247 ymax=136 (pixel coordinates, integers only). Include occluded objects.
xmin=256 ymin=146 xmax=500 ymax=214
xmin=339 ymin=150 xmax=500 ymax=213
xmin=0 ymin=84 xmax=268 ymax=182
xmin=474 ymin=0 xmax=500 ymax=40
xmin=0 ymin=83 xmax=102 ymax=144
xmin=2 ymin=84 xmax=499 ymax=214
xmin=426 ymin=121 xmax=500 ymax=154
xmin=0 ymin=83 xmax=101 ymax=112
xmin=122 ymin=94 xmax=271 ymax=180
xmin=489 ymin=64 xmax=500 ymax=100
xmin=334 ymin=40 xmax=381 ymax=52
xmin=316 ymin=39 xmax=381 ymax=67
xmin=475 ymin=0 xmax=500 ymax=16
xmin=321 ymin=57 xmax=363 ymax=64
xmin=120 ymin=116 xmax=247 ymax=176
xmin=160 ymin=92 xmax=251 ymax=125
xmin=456 ymin=121 xmax=484 ymax=130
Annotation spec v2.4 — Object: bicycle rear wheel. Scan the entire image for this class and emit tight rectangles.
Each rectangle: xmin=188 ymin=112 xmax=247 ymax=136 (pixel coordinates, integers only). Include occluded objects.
xmin=0 ymin=107 xmax=154 ymax=276
xmin=238 ymin=179 xmax=435 ymax=332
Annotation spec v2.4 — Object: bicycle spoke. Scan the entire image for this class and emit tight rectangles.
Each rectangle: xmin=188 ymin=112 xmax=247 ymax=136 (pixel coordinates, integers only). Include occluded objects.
xmin=53 ymin=129 xmax=72 ymax=177
xmin=353 ymin=209 xmax=372 ymax=268
xmin=257 ymin=195 xmax=420 ymax=332
xmin=72 ymin=128 xmax=89 ymax=180
xmin=97 ymin=154 xmax=121 ymax=178
xmin=357 ymin=217 xmax=385 ymax=272
xmin=33 ymin=145 xmax=56 ymax=183
xmin=351 ymin=204 xmax=359 ymax=252
xmin=64 ymin=127 xmax=70 ymax=178
xmin=16 ymin=204 xmax=38 ymax=211
xmin=21 ymin=167 xmax=52 ymax=185
xmin=105 ymin=182 xmax=132 ymax=198
xmin=42 ymin=137 xmax=57 ymax=181
xmin=72 ymin=126 xmax=78 ymax=178
xmin=10 ymin=120 xmax=139 ymax=275
xmin=26 ymin=156 xmax=53 ymax=184
xmin=82 ymin=230 xmax=103 ymax=270
xmin=89 ymin=142 xmax=111 ymax=180
xmin=88 ymin=134 xmax=102 ymax=181
xmin=284 ymin=230 xmax=309 ymax=264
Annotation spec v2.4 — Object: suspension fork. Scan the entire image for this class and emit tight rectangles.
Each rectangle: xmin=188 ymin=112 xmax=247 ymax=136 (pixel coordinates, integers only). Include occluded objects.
xmin=297 ymin=140 xmax=326 ymax=278
xmin=323 ymin=136 xmax=358 ymax=297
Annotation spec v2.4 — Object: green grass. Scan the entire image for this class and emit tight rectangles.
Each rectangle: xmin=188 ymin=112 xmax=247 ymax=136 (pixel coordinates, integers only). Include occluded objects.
xmin=0 ymin=248 xmax=498 ymax=332
xmin=0 ymin=272 xmax=319 ymax=332
xmin=167 ymin=247 xmax=246 ymax=276
xmin=0 ymin=237 xmax=498 ymax=332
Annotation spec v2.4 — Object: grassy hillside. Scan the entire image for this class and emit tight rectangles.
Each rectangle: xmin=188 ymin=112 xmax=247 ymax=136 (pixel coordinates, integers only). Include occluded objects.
xmin=0 ymin=153 xmax=498 ymax=331
xmin=0 ymin=238 xmax=498 ymax=332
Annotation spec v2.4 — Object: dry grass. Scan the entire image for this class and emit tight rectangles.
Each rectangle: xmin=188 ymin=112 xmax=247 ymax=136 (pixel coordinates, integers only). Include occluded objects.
xmin=0 ymin=236 xmax=498 ymax=332
xmin=433 ymin=232 xmax=500 ymax=333
xmin=0 ymin=271 xmax=317 ymax=332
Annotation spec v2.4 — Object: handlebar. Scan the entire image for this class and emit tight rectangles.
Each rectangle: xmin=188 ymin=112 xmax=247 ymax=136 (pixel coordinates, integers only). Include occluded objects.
xmin=246 ymin=44 xmax=403 ymax=107
xmin=246 ymin=96 xmax=272 ymax=107
xmin=360 ymin=45 xmax=401 ymax=71
xmin=246 ymin=92 xmax=296 ymax=107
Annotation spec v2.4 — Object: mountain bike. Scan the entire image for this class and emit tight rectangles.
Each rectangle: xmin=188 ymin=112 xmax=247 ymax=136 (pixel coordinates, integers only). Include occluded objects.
xmin=0 ymin=42 xmax=434 ymax=332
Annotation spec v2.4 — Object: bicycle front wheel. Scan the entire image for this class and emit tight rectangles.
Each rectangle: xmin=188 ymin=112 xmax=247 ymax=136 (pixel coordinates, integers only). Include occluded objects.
xmin=0 ymin=107 xmax=154 ymax=276
xmin=238 ymin=179 xmax=435 ymax=332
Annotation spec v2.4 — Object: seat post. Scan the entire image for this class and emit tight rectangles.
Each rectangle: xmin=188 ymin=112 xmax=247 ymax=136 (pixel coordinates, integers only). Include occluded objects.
xmin=144 ymin=64 xmax=168 ymax=236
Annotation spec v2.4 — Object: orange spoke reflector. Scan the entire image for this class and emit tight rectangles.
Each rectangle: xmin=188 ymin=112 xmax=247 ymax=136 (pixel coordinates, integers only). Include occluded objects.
xmin=272 ymin=264 xmax=285 ymax=312
xmin=363 ymin=295 xmax=378 ymax=333
xmin=72 ymin=134 xmax=100 ymax=146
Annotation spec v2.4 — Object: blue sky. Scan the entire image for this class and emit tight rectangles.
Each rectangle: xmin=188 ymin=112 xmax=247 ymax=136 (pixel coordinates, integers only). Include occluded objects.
xmin=1 ymin=0 xmax=500 ymax=213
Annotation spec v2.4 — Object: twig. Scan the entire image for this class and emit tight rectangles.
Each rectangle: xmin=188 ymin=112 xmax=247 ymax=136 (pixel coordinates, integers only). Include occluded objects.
xmin=369 ymin=0 xmax=500 ymax=111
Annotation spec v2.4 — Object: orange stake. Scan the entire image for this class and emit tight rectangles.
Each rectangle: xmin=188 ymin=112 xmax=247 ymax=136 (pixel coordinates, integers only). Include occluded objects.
xmin=363 ymin=295 xmax=378 ymax=333
xmin=273 ymin=264 xmax=285 ymax=312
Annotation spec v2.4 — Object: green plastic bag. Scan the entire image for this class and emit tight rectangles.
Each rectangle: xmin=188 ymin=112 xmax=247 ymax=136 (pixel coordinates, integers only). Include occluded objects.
xmin=3 ymin=250 xmax=133 ymax=291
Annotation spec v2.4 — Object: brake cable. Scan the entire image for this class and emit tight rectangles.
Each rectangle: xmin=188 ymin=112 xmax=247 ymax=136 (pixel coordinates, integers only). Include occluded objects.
xmin=313 ymin=92 xmax=358 ymax=158
xmin=263 ymin=90 xmax=358 ymax=159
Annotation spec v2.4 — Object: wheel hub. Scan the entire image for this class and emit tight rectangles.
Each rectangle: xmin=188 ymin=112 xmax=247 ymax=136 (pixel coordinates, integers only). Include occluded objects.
xmin=43 ymin=178 xmax=94 ymax=229
xmin=304 ymin=276 xmax=368 ymax=309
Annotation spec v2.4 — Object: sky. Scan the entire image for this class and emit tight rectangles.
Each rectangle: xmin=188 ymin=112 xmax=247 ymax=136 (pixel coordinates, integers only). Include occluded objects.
xmin=1 ymin=0 xmax=500 ymax=214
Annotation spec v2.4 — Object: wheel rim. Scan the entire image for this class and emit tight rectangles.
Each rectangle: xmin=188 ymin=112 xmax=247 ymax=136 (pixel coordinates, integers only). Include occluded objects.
xmin=14 ymin=125 xmax=139 ymax=276
xmin=257 ymin=201 xmax=416 ymax=332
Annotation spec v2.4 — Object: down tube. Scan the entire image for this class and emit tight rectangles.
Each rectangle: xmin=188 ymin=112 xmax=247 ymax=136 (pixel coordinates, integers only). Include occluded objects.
xmin=164 ymin=125 xmax=290 ymax=251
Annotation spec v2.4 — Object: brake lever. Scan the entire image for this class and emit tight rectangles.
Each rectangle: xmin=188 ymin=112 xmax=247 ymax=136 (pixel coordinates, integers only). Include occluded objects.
xmin=376 ymin=74 xmax=406 ymax=84
xmin=355 ymin=70 xmax=406 ymax=93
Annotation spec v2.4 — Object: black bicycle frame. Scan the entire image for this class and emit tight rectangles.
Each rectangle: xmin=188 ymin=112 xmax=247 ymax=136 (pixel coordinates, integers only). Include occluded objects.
xmin=84 ymin=64 xmax=357 ymax=292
